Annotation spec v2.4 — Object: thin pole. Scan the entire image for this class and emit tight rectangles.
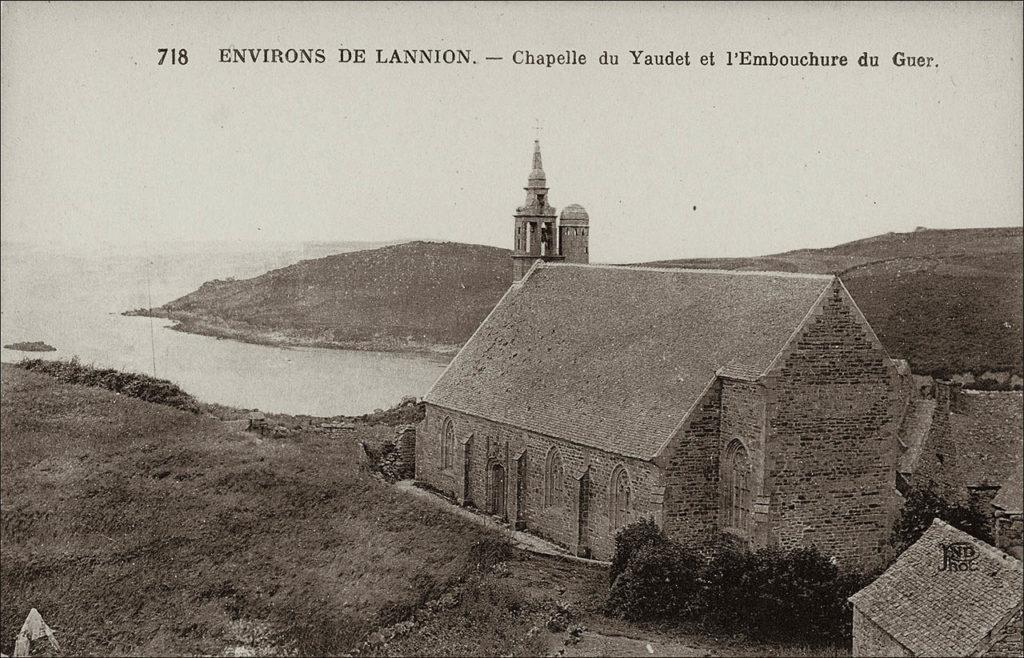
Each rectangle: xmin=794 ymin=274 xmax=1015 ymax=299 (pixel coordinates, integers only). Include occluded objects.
xmin=146 ymin=258 xmax=157 ymax=377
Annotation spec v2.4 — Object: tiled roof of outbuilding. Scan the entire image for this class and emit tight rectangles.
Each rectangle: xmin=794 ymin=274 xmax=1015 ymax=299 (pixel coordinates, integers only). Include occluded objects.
xmin=993 ymin=462 xmax=1023 ymax=514
xmin=425 ymin=263 xmax=833 ymax=460
xmin=850 ymin=519 xmax=1023 ymax=657
xmin=898 ymin=398 xmax=937 ymax=473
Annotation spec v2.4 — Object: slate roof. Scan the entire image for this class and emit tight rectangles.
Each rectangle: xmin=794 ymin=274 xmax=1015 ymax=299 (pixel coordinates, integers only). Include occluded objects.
xmin=898 ymin=398 xmax=937 ymax=473
xmin=425 ymin=263 xmax=833 ymax=460
xmin=951 ymin=391 xmax=1023 ymax=488
xmin=993 ymin=462 xmax=1023 ymax=514
xmin=850 ymin=519 xmax=1023 ymax=657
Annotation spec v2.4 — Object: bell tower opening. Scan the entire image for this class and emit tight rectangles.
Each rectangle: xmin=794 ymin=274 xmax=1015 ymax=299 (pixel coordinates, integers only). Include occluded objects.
xmin=512 ymin=140 xmax=563 ymax=280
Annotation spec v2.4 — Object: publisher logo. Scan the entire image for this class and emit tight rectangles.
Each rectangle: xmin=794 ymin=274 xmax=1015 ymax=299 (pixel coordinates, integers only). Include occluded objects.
xmin=939 ymin=542 xmax=979 ymax=572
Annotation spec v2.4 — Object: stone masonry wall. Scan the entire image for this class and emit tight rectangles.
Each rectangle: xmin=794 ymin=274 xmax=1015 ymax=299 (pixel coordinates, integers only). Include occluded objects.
xmin=720 ymin=379 xmax=768 ymax=542
xmin=984 ymin=605 xmax=1023 ymax=657
xmin=912 ymin=380 xmax=961 ymax=499
xmin=851 ymin=608 xmax=911 ymax=657
xmin=418 ymin=403 xmax=662 ymax=559
xmin=763 ymin=280 xmax=901 ymax=570
xmin=660 ymin=378 xmax=769 ymax=548
xmin=558 ymin=225 xmax=589 ymax=264
xmin=995 ymin=514 xmax=1024 ymax=561
xmin=661 ymin=381 xmax=722 ymax=545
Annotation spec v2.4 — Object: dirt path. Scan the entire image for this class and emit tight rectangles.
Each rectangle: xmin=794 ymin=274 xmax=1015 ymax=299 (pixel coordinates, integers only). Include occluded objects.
xmin=561 ymin=630 xmax=710 ymax=657
xmin=394 ymin=479 xmax=610 ymax=566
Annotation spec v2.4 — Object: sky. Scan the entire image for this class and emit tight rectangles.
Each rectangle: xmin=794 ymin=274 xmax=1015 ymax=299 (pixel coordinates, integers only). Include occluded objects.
xmin=2 ymin=2 xmax=1022 ymax=263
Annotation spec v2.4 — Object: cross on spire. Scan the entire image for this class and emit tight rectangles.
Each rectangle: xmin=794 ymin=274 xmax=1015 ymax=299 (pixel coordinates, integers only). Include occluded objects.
xmin=534 ymin=118 xmax=543 ymax=140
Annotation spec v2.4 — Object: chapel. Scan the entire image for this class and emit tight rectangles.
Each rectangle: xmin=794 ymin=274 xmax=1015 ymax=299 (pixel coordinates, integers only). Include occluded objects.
xmin=417 ymin=142 xmax=906 ymax=566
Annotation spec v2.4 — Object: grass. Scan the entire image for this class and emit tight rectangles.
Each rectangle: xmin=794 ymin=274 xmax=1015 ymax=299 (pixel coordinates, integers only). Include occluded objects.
xmin=148 ymin=241 xmax=513 ymax=354
xmin=18 ymin=357 xmax=200 ymax=412
xmin=0 ymin=366 xmax=504 ymax=655
xmin=1 ymin=365 xmax=850 ymax=656
xmin=139 ymin=228 xmax=1021 ymax=378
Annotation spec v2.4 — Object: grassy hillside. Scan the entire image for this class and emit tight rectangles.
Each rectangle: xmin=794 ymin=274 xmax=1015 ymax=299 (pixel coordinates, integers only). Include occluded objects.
xmin=1 ymin=366 xmax=841 ymax=657
xmin=140 ymin=228 xmax=1022 ymax=377
xmin=644 ymin=227 xmax=1023 ymax=378
xmin=0 ymin=366 xmax=522 ymax=655
xmin=140 ymin=241 xmax=511 ymax=354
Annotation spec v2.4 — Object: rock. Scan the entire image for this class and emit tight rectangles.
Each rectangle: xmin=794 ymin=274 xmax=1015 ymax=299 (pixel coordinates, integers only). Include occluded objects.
xmin=545 ymin=616 xmax=566 ymax=633
xmin=3 ymin=341 xmax=56 ymax=352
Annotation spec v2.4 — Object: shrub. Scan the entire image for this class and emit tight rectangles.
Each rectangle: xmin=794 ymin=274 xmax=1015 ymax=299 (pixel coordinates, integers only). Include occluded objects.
xmin=467 ymin=535 xmax=514 ymax=572
xmin=608 ymin=517 xmax=666 ymax=585
xmin=607 ymin=539 xmax=701 ymax=621
xmin=607 ymin=521 xmax=866 ymax=644
xmin=18 ymin=358 xmax=199 ymax=413
xmin=702 ymin=544 xmax=864 ymax=643
xmin=891 ymin=482 xmax=992 ymax=553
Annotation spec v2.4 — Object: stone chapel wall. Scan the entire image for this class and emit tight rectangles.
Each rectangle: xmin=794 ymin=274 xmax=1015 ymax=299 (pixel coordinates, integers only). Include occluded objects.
xmin=418 ymin=404 xmax=662 ymax=560
xmin=762 ymin=280 xmax=901 ymax=569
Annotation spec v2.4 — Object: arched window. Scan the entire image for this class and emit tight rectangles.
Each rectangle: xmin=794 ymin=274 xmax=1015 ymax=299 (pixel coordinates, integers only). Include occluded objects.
xmin=440 ymin=417 xmax=455 ymax=470
xmin=609 ymin=465 xmax=632 ymax=530
xmin=725 ymin=441 xmax=752 ymax=533
xmin=544 ymin=448 xmax=564 ymax=507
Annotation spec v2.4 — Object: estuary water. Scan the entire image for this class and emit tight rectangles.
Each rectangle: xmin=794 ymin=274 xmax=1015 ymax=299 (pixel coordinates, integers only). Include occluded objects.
xmin=0 ymin=243 xmax=450 ymax=416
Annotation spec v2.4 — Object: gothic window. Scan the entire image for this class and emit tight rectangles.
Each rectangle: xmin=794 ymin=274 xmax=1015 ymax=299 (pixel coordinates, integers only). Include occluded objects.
xmin=609 ymin=465 xmax=632 ymax=530
xmin=725 ymin=440 xmax=752 ymax=533
xmin=544 ymin=448 xmax=564 ymax=507
xmin=440 ymin=417 xmax=455 ymax=470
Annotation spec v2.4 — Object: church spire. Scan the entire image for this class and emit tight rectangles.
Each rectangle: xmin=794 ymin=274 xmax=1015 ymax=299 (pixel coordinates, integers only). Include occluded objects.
xmin=527 ymin=140 xmax=547 ymax=189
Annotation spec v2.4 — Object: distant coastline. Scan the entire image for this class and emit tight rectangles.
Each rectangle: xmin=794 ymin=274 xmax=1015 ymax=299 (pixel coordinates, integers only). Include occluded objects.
xmin=124 ymin=308 xmax=460 ymax=357
xmin=124 ymin=229 xmax=1023 ymax=383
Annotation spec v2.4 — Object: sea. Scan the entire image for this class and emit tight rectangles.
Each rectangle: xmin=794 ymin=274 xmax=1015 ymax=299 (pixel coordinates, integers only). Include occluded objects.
xmin=0 ymin=242 xmax=450 ymax=416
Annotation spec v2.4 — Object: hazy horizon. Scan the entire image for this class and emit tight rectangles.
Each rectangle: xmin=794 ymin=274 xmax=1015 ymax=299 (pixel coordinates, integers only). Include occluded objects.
xmin=1 ymin=223 xmax=1021 ymax=262
xmin=3 ymin=2 xmax=1022 ymax=264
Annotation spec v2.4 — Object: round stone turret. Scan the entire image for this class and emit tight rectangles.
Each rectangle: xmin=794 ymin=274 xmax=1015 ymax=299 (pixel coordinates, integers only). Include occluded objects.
xmin=560 ymin=204 xmax=589 ymax=224
xmin=558 ymin=203 xmax=589 ymax=265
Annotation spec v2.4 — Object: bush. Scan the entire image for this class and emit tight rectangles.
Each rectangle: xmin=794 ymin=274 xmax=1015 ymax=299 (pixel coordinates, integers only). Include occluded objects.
xmin=608 ymin=517 xmax=666 ymax=585
xmin=607 ymin=520 xmax=865 ymax=644
xmin=607 ymin=539 xmax=701 ymax=621
xmin=467 ymin=535 xmax=514 ymax=572
xmin=702 ymin=544 xmax=863 ymax=643
xmin=891 ymin=482 xmax=992 ymax=553
xmin=18 ymin=358 xmax=199 ymax=413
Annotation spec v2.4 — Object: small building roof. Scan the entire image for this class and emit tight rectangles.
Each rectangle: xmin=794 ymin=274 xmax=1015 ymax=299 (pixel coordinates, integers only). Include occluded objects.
xmin=426 ymin=263 xmax=836 ymax=460
xmin=850 ymin=519 xmax=1023 ymax=657
xmin=898 ymin=398 xmax=937 ymax=473
xmin=993 ymin=461 xmax=1023 ymax=514
xmin=559 ymin=204 xmax=589 ymax=222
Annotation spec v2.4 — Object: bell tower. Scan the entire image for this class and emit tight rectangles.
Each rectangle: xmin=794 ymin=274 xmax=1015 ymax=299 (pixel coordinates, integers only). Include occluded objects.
xmin=512 ymin=141 xmax=563 ymax=280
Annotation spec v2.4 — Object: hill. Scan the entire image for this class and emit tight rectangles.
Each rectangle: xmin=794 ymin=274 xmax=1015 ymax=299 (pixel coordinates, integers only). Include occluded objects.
xmin=135 ymin=241 xmax=512 ymax=354
xmin=0 ymin=365 xmax=540 ymax=655
xmin=644 ymin=227 xmax=1023 ymax=380
xmin=1 ymin=365 xmax=836 ymax=657
xmin=136 ymin=228 xmax=1022 ymax=379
